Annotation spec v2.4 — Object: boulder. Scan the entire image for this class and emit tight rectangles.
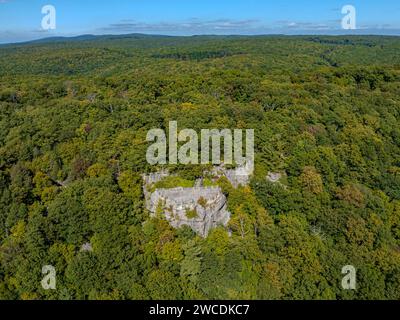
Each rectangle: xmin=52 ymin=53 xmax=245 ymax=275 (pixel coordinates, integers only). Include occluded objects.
xmin=147 ymin=186 xmax=231 ymax=237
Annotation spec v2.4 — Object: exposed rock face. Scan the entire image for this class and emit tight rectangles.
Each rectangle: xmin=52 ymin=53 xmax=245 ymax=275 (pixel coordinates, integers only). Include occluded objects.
xmin=143 ymin=170 xmax=170 ymax=186
xmin=267 ymin=172 xmax=283 ymax=183
xmin=266 ymin=171 xmax=287 ymax=187
xmin=80 ymin=242 xmax=93 ymax=252
xmin=211 ymin=162 xmax=253 ymax=188
xmin=225 ymin=164 xmax=252 ymax=188
xmin=146 ymin=187 xmax=231 ymax=237
xmin=266 ymin=171 xmax=288 ymax=190
xmin=142 ymin=166 xmax=248 ymax=237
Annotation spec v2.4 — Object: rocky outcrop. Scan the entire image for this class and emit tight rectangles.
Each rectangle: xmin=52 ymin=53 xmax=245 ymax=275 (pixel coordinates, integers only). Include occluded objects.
xmin=267 ymin=172 xmax=283 ymax=183
xmin=80 ymin=242 xmax=93 ymax=252
xmin=143 ymin=170 xmax=170 ymax=186
xmin=266 ymin=171 xmax=287 ymax=187
xmin=146 ymin=186 xmax=230 ymax=238
xmin=211 ymin=162 xmax=253 ymax=188
xmin=142 ymin=165 xmax=251 ymax=237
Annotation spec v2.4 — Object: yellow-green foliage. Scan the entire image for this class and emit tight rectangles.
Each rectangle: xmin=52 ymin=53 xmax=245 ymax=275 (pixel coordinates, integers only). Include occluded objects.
xmin=185 ymin=208 xmax=199 ymax=219
xmin=1 ymin=35 xmax=400 ymax=300
xmin=152 ymin=176 xmax=195 ymax=191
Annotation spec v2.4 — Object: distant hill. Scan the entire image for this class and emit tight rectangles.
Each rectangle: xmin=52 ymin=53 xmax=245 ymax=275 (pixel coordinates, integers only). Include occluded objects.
xmin=0 ymin=33 xmax=177 ymax=47
xmin=0 ymin=33 xmax=294 ymax=47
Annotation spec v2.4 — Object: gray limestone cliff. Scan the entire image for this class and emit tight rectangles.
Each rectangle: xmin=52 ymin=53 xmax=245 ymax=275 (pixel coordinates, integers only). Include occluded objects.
xmin=210 ymin=162 xmax=253 ymax=188
xmin=146 ymin=186 xmax=230 ymax=238
xmin=142 ymin=164 xmax=253 ymax=237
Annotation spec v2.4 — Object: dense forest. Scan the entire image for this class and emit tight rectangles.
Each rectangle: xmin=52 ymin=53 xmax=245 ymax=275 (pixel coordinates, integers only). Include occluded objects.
xmin=0 ymin=34 xmax=400 ymax=300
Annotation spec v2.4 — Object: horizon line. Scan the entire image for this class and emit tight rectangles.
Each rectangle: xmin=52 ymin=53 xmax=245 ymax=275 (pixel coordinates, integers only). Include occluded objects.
xmin=1 ymin=31 xmax=400 ymax=46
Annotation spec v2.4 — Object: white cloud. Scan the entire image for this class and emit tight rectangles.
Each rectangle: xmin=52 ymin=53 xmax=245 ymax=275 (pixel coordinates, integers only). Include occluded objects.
xmin=100 ymin=18 xmax=260 ymax=33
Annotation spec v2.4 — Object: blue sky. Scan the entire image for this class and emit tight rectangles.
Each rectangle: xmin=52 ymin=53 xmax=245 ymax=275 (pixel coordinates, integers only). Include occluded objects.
xmin=0 ymin=0 xmax=399 ymax=43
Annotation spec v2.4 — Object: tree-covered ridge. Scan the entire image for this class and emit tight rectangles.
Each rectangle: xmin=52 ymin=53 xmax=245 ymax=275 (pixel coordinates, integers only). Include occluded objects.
xmin=0 ymin=35 xmax=399 ymax=300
